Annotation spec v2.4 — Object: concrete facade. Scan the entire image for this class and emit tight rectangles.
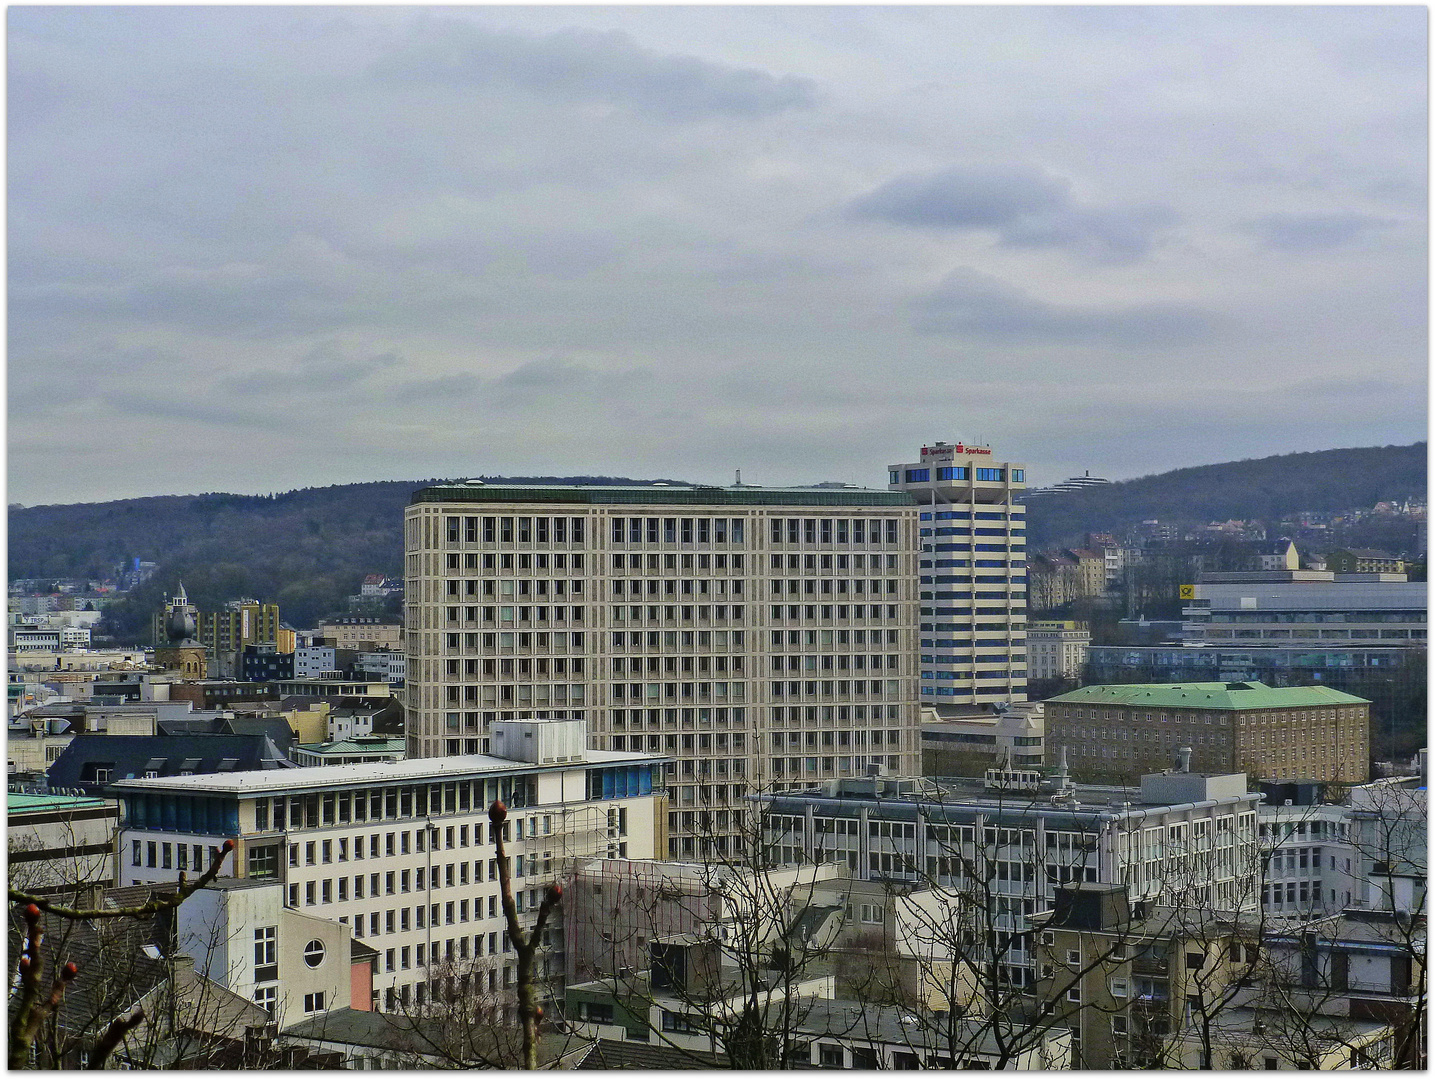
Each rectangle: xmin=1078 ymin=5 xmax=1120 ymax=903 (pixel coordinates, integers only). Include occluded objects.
xmin=404 ymin=483 xmax=921 ymax=858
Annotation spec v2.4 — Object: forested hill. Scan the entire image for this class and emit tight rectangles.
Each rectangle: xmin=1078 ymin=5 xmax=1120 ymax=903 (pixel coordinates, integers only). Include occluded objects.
xmin=9 ymin=443 xmax=1426 ymax=639
xmin=1024 ymin=442 xmax=1426 ymax=548
xmin=7 ymin=476 xmax=671 ymax=637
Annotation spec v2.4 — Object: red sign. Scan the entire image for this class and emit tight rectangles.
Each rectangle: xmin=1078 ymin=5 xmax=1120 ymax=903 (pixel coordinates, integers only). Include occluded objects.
xmin=921 ymin=444 xmax=993 ymax=456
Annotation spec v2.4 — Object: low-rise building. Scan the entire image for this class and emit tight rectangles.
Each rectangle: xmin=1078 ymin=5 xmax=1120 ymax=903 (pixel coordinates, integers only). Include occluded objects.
xmin=1044 ymin=681 xmax=1370 ymax=784
xmin=1025 ymin=621 xmax=1090 ymax=682
xmin=761 ymin=764 xmax=1262 ymax=993
xmin=1256 ymin=781 xmax=1361 ymax=918
xmin=7 ymin=791 xmax=118 ymax=901
xmin=268 ymin=677 xmax=391 ymax=700
xmin=1033 ymin=883 xmax=1410 ymax=1070
xmin=920 ymin=701 xmax=1043 ymax=775
xmin=1182 ymin=572 xmax=1425 ymax=648
xmin=1327 ymin=549 xmax=1407 ymax=575
xmin=175 ymin=876 xmax=367 ymax=1028
xmin=48 ymin=732 xmax=293 ymax=796
xmin=111 ymin=718 xmax=665 ymax=1014
xmin=291 ymin=736 xmax=406 ymax=768
xmin=318 ymin=615 xmax=404 ymax=651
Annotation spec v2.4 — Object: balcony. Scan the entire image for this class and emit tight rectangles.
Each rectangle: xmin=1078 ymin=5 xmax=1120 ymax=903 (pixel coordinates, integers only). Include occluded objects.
xmin=1132 ymin=954 xmax=1169 ymax=976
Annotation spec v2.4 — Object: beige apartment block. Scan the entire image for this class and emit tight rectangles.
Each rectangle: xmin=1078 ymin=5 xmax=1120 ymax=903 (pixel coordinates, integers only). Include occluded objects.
xmin=319 ymin=615 xmax=404 ymax=651
xmin=1045 ymin=681 xmax=1370 ymax=784
xmin=404 ymin=484 xmax=921 ymax=859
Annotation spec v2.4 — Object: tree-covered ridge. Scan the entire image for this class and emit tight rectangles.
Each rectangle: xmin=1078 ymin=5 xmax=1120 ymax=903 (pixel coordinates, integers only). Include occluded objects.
xmin=1025 ymin=443 xmax=1426 ymax=548
xmin=7 ymin=475 xmax=671 ymax=637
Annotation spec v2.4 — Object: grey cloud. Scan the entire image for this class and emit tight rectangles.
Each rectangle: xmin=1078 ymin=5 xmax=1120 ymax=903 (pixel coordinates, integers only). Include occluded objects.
xmin=225 ymin=346 xmax=403 ymax=396
xmin=106 ymin=391 xmax=287 ymax=431
xmin=393 ymin=373 xmax=484 ymax=402
xmin=394 ymin=358 xmax=650 ymax=406
xmin=847 ymin=165 xmax=1069 ymax=229
xmin=913 ymin=268 xmax=1218 ymax=347
xmin=847 ymin=165 xmax=1177 ymax=262
xmin=372 ymin=21 xmax=817 ymax=121
xmin=999 ymin=204 xmax=1179 ymax=263
xmin=1243 ymin=211 xmax=1399 ymax=252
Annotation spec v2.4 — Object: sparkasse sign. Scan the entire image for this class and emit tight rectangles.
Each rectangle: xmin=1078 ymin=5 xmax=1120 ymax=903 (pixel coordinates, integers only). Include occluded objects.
xmin=920 ymin=444 xmax=993 ymax=457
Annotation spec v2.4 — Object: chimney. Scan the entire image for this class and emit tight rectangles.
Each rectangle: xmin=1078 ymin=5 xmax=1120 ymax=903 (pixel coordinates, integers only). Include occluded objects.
xmin=1176 ymin=747 xmax=1192 ymax=774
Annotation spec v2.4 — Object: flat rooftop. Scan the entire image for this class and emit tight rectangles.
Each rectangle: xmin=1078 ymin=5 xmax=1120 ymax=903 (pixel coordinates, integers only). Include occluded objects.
xmin=8 ymin=792 xmax=112 ymax=814
xmin=110 ymin=748 xmax=664 ymax=796
xmin=410 ymin=483 xmax=917 ymax=508
xmin=763 ymin=773 xmax=1255 ymax=817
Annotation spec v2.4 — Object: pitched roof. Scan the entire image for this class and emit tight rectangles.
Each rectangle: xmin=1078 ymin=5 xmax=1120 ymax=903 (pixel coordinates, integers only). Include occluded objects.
xmin=574 ymin=1038 xmax=722 ymax=1070
xmin=1045 ymin=681 xmax=1369 ymax=710
xmin=47 ymin=733 xmax=292 ymax=793
xmin=295 ymin=737 xmax=405 ymax=756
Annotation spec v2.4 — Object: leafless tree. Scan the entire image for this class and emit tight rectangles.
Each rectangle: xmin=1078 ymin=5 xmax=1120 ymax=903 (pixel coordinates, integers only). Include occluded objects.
xmin=9 ymin=840 xmax=235 ymax=1070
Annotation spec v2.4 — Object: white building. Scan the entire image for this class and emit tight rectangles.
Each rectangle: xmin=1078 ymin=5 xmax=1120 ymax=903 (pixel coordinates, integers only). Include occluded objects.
xmin=1024 ymin=620 xmax=1090 ymax=682
xmin=1258 ymin=797 xmax=1361 ymax=918
xmin=111 ymin=718 xmax=665 ymax=1016
xmin=921 ymin=701 xmax=1044 ymax=773
xmin=176 ymin=877 xmax=361 ymax=1028
xmin=11 ymin=626 xmax=62 ymax=652
xmin=404 ymin=483 xmax=922 ymax=858
xmin=1183 ymin=573 xmax=1427 ymax=648
xmin=887 ymin=441 xmax=1028 ymax=709
xmin=294 ymin=645 xmax=340 ymax=679
xmin=357 ymin=649 xmax=406 ymax=685
xmin=764 ymin=764 xmax=1262 ymax=983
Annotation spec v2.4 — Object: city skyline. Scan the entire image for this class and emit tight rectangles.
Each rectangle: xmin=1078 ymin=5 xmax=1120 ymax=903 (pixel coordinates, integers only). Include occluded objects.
xmin=9 ymin=6 xmax=1427 ymax=507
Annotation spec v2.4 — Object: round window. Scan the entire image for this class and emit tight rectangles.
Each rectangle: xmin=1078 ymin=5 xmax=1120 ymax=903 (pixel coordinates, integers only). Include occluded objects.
xmin=303 ymin=940 xmax=325 ymax=967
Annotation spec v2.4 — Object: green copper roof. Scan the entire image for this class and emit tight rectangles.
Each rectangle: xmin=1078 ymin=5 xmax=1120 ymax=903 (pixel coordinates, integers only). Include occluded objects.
xmin=410 ymin=484 xmax=917 ymax=508
xmin=8 ymin=793 xmax=111 ymax=814
xmin=1045 ymin=681 xmax=1369 ymax=710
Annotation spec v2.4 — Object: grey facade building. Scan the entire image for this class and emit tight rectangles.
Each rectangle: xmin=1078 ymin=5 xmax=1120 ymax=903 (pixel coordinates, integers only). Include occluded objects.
xmin=1183 ymin=574 xmax=1426 ymax=648
xmin=404 ymin=483 xmax=922 ymax=857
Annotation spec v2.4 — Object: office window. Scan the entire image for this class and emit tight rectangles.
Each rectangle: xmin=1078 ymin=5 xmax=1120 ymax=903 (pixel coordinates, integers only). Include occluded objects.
xmin=303 ymin=991 xmax=326 ymax=1013
xmin=254 ymin=985 xmax=277 ymax=1019
xmin=254 ymin=926 xmax=277 ymax=967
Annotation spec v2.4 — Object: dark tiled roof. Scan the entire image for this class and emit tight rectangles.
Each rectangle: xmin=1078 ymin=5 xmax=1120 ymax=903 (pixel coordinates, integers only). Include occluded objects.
xmin=47 ymin=734 xmax=290 ymax=795
xmin=282 ymin=1008 xmax=584 ymax=1067
xmin=574 ymin=1038 xmax=723 ymax=1070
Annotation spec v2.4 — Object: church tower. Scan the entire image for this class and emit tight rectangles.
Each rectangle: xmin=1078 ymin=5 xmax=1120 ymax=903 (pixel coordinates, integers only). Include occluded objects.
xmin=154 ymin=583 xmax=207 ymax=679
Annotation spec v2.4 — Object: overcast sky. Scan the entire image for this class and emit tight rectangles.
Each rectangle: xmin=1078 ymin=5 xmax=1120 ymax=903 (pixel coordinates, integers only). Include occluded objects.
xmin=8 ymin=6 xmax=1427 ymax=506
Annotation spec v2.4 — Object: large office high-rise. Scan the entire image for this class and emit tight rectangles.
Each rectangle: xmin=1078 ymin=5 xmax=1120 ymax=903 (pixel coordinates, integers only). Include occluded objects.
xmin=888 ymin=441 xmax=1028 ymax=708
xmin=404 ymin=483 xmax=921 ymax=857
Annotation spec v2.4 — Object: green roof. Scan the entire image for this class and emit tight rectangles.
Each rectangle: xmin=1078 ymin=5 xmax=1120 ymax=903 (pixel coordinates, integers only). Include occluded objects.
xmin=8 ymin=793 xmax=111 ymax=814
xmin=410 ymin=484 xmax=916 ymax=508
xmin=1045 ymin=681 xmax=1369 ymax=710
